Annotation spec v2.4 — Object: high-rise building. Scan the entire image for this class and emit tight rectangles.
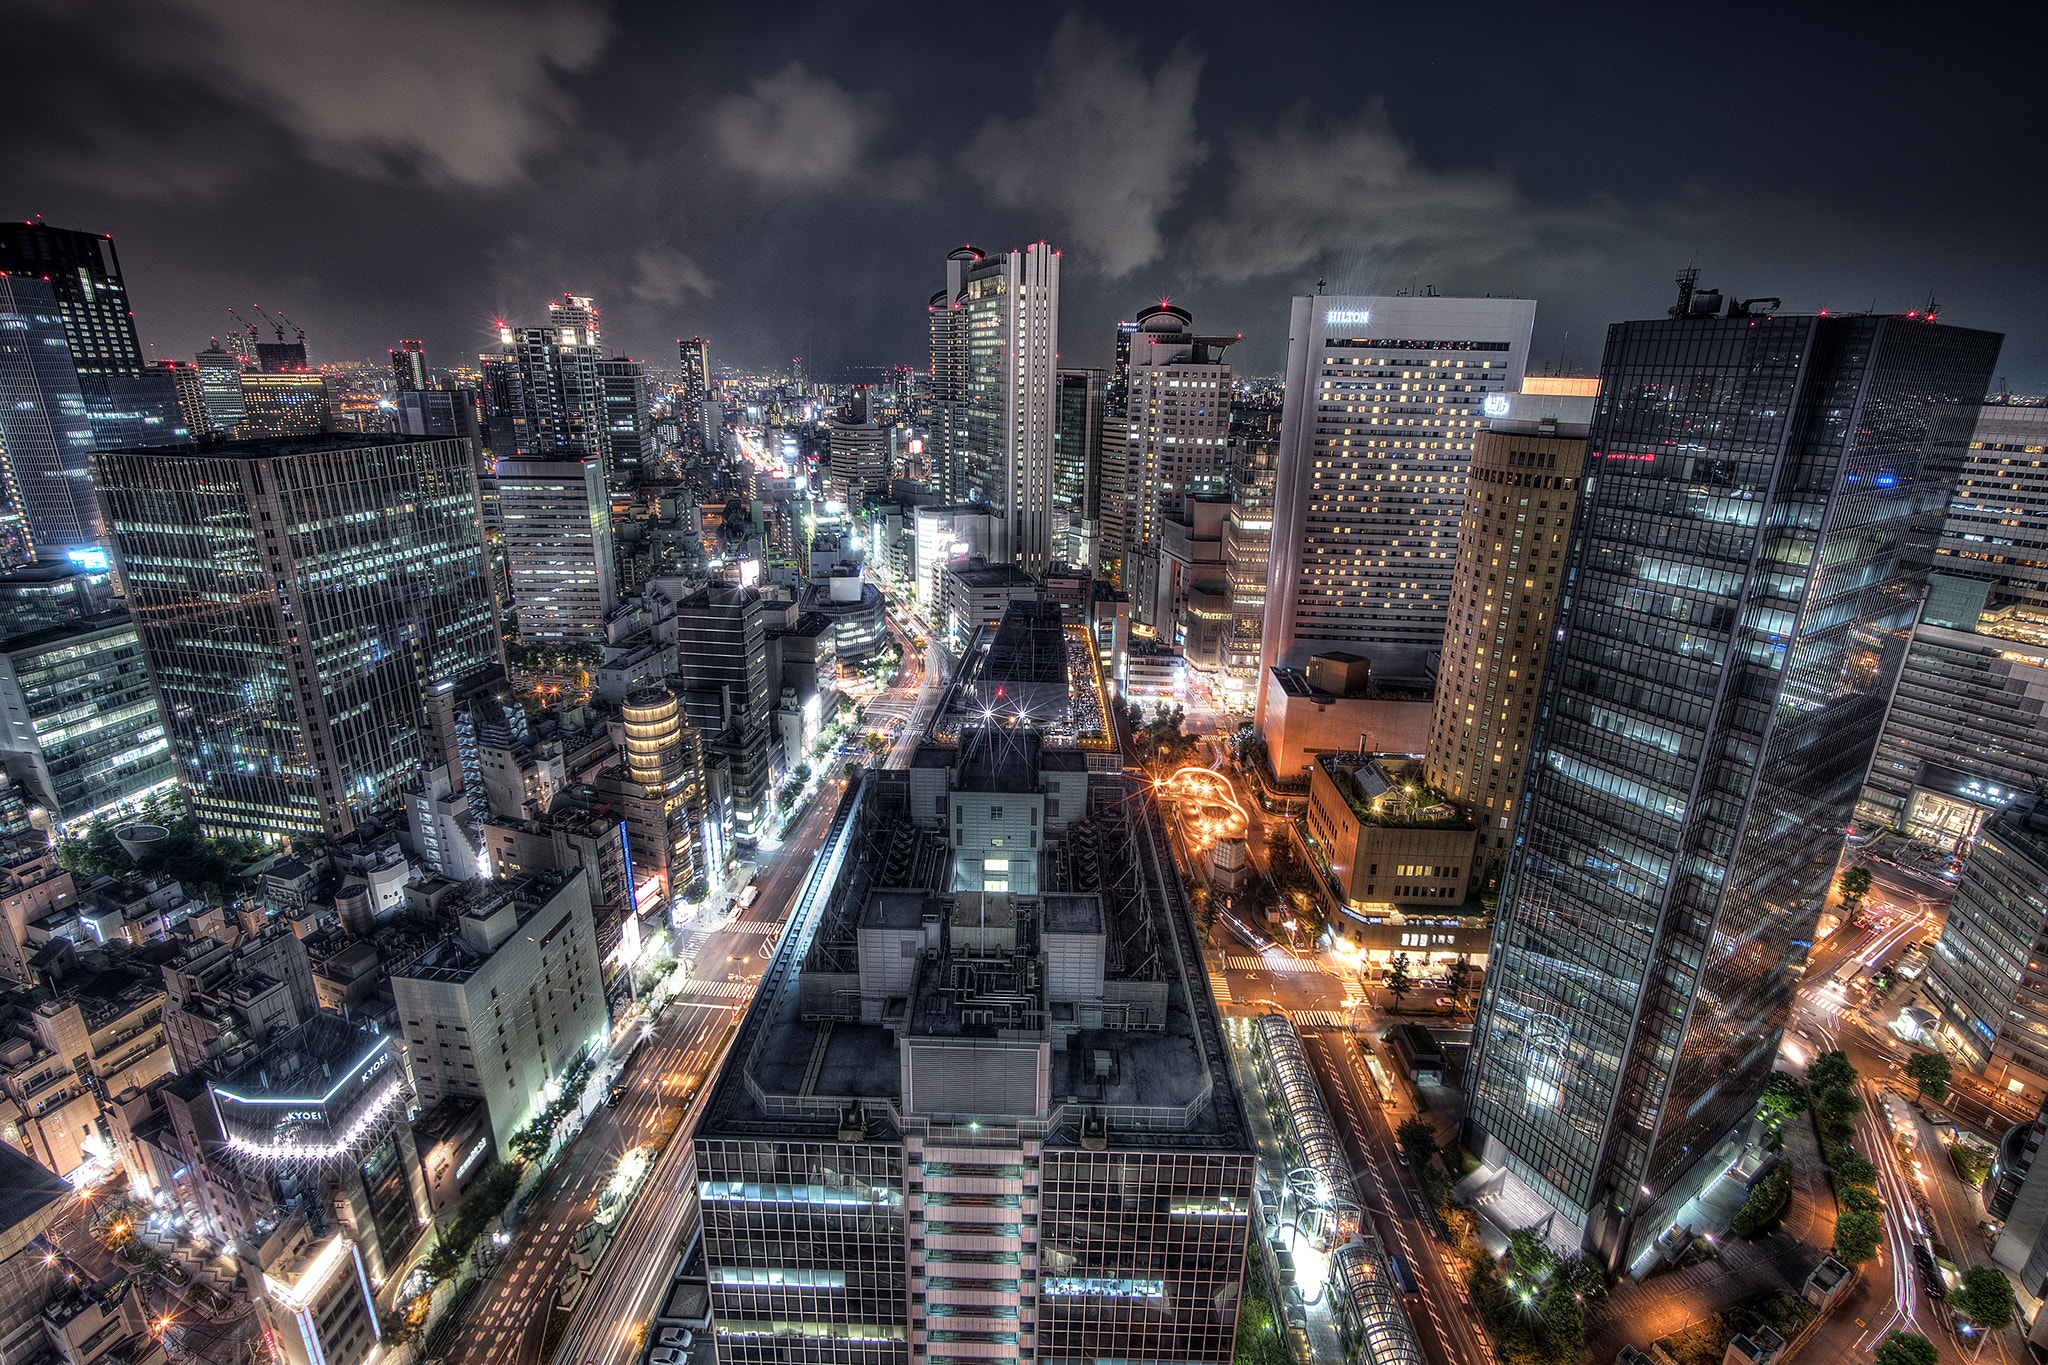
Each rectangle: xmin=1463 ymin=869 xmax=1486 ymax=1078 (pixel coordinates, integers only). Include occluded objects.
xmin=678 ymin=336 xmax=712 ymax=455
xmin=390 ymin=340 xmax=428 ymax=392
xmin=89 ymin=370 xmax=192 ymax=451
xmin=596 ymin=356 xmax=651 ymax=481
xmin=1053 ymin=367 xmax=1105 ymax=519
xmin=195 ymin=344 xmax=247 ymax=434
xmin=0 ymin=275 xmax=100 ymax=559
xmin=0 ymin=222 xmax=145 ymax=385
xmin=1463 ymin=291 xmax=2001 ymax=1274
xmin=616 ymin=686 xmax=708 ymax=901
xmin=238 ymin=371 xmax=333 ymax=439
xmin=0 ymin=612 xmax=175 ymax=828
xmin=92 ymin=432 xmax=502 ymax=842
xmin=492 ymin=325 xmax=602 ymax=461
xmin=695 ymin=641 xmax=1252 ymax=1363
xmin=548 ymin=293 xmax=600 ymax=349
xmin=672 ymin=582 xmax=774 ymax=846
xmin=1258 ymin=294 xmax=1534 ymax=720
xmin=1924 ymin=801 xmax=2048 ymax=1109
xmin=253 ymin=1227 xmax=383 ymax=1365
xmin=1109 ymin=317 xmax=1137 ymax=414
xmin=1120 ymin=304 xmax=1236 ymax=633
xmin=1930 ymin=401 xmax=2048 ymax=621
xmin=1423 ymin=390 xmax=1593 ymax=877
xmin=1853 ymin=601 xmax=2048 ymax=849
xmin=497 ymin=458 xmax=616 ymax=643
xmin=150 ymin=359 xmax=209 ymax=437
xmin=927 ymin=242 xmax=1061 ymax=570
xmin=825 ymin=395 xmax=890 ymax=507
xmin=1096 ymin=412 xmax=1128 ymax=580
xmin=1223 ymin=437 xmax=1276 ymax=697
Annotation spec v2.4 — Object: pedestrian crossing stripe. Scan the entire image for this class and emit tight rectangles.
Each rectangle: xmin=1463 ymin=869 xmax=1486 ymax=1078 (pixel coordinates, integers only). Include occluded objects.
xmin=1207 ymin=973 xmax=1231 ymax=1006
xmin=728 ymin=921 xmax=783 ymax=935
xmin=1291 ymin=1011 xmax=1354 ymax=1029
xmin=1225 ymin=956 xmax=1333 ymax=975
xmin=684 ymin=980 xmax=754 ymax=999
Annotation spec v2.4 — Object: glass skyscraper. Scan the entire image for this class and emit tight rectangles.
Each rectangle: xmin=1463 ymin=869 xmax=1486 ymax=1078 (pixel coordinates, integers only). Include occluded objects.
xmin=0 ymin=275 xmax=100 ymax=560
xmin=1464 ymin=300 xmax=2002 ymax=1274
xmin=91 ymin=433 xmax=502 ymax=842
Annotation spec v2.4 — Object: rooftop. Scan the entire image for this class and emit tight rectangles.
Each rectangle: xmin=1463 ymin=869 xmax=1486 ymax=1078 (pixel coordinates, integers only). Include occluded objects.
xmin=0 ymin=610 xmax=135 ymax=656
xmin=104 ymin=431 xmax=423 ymax=460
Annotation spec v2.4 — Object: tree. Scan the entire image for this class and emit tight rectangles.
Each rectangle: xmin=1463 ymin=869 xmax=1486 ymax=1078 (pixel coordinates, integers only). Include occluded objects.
xmin=1814 ymin=1086 xmax=1865 ymax=1124
xmin=1832 ymin=1152 xmax=1880 ymax=1189
xmin=1395 ymin=1116 xmax=1440 ymax=1172
xmin=1807 ymin=1050 xmax=1859 ymax=1093
xmin=1906 ymin=1051 xmax=1953 ymax=1102
xmin=1759 ymin=1072 xmax=1808 ymax=1125
xmin=1840 ymin=865 xmax=1874 ymax=913
xmin=1832 ymin=1209 xmax=1883 ymax=1266
xmin=1387 ymin=953 xmax=1414 ymax=1010
xmin=1537 ymin=1283 xmax=1585 ymax=1359
xmin=1506 ymin=1226 xmax=1558 ymax=1281
xmin=1872 ymin=1331 xmax=1940 ymax=1365
xmin=1952 ymin=1265 xmax=2018 ymax=1332
xmin=861 ymin=731 xmax=889 ymax=761
xmin=1446 ymin=958 xmax=1472 ymax=1002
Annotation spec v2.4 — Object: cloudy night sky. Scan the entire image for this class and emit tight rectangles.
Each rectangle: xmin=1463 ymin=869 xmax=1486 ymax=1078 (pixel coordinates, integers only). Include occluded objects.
xmin=9 ymin=0 xmax=2045 ymax=386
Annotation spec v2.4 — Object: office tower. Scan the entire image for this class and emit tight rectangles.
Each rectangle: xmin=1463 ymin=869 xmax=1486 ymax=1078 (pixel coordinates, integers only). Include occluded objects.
xmin=1854 ymin=593 xmax=2048 ymax=849
xmin=497 ymin=458 xmax=617 ymax=642
xmin=92 ymin=432 xmax=501 ymax=842
xmin=1258 ymin=294 xmax=1534 ymax=724
xmin=253 ymin=1227 xmax=383 ymax=1365
xmin=1925 ymin=801 xmax=2048 ymax=1107
xmin=195 ymin=344 xmax=247 ymax=433
xmin=1121 ymin=304 xmax=1237 ymax=632
xmin=1931 ymin=401 xmax=2048 ymax=620
xmin=1054 ymin=367 xmax=1107 ymax=531
xmin=1097 ymin=412 xmax=1129 ymax=579
xmin=826 ymin=394 xmax=889 ymax=506
xmin=238 ymin=372 xmax=333 ymax=439
xmin=89 ymin=370 xmax=192 ymax=451
xmin=0 ymin=222 xmax=145 ymax=386
xmin=492 ymin=324 xmax=604 ymax=466
xmin=1223 ymin=439 xmax=1276 ymax=697
xmin=0 ymin=611 xmax=175 ymax=828
xmin=0 ymin=276 xmax=100 ymax=559
xmin=679 ymin=336 xmax=712 ymax=455
xmin=392 ymin=873 xmax=607 ymax=1156
xmin=548 ymin=293 xmax=600 ymax=348
xmin=617 ymin=686 xmax=707 ymax=901
xmin=673 ymin=582 xmax=773 ymax=846
xmin=597 ymin=356 xmax=652 ymax=481
xmin=0 ymin=562 xmax=110 ymax=636
xmin=927 ymin=242 xmax=1061 ymax=569
xmin=1463 ymin=291 xmax=2001 ymax=1274
xmin=695 ymin=625 xmax=1252 ymax=1363
xmin=151 ymin=359 xmax=209 ymax=436
xmin=390 ymin=339 xmax=428 ymax=392
xmin=1109 ymin=318 xmax=1137 ymax=413
xmin=1423 ymin=391 xmax=1593 ymax=873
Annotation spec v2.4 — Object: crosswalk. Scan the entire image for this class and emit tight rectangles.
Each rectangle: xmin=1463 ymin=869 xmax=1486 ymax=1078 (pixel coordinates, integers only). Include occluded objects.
xmin=1225 ymin=956 xmax=1333 ymax=975
xmin=1291 ymin=1010 xmax=1357 ymax=1030
xmin=1207 ymin=972 xmax=1232 ymax=1007
xmin=728 ymin=920 xmax=784 ymax=936
xmin=683 ymin=979 xmax=755 ymax=1000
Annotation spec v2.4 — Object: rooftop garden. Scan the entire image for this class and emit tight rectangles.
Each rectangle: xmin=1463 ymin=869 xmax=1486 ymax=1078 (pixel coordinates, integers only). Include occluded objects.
xmin=1320 ymin=756 xmax=1473 ymax=830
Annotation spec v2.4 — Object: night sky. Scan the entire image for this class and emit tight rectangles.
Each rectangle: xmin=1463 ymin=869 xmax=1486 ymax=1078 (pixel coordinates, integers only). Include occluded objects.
xmin=10 ymin=0 xmax=2045 ymax=387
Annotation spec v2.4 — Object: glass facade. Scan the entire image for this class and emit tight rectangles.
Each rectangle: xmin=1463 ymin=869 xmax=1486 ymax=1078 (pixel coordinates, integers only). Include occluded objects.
xmin=1926 ymin=808 xmax=2048 ymax=1097
xmin=1466 ymin=312 xmax=2002 ymax=1272
xmin=1053 ymin=369 xmax=1104 ymax=521
xmin=0 ymin=613 xmax=175 ymax=827
xmin=93 ymin=434 xmax=500 ymax=842
xmin=0 ymin=223 xmax=145 ymax=383
xmin=0 ymin=275 xmax=101 ymax=559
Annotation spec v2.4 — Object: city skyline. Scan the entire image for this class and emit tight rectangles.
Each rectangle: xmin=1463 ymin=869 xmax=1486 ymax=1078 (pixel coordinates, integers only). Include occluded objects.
xmin=5 ymin=4 xmax=2044 ymax=388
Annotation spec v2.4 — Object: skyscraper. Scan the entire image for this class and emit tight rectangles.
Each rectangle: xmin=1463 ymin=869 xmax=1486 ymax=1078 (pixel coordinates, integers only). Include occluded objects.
xmin=927 ymin=242 xmax=1061 ymax=570
xmin=92 ymin=432 xmax=503 ymax=842
xmin=1109 ymin=317 xmax=1137 ymax=414
xmin=1463 ymin=290 xmax=2001 ymax=1274
xmin=0 ymin=275 xmax=101 ymax=559
xmin=548 ymin=293 xmax=600 ymax=349
xmin=1223 ymin=437 xmax=1276 ymax=698
xmin=390 ymin=340 xmax=428 ymax=392
xmin=195 ymin=344 xmax=247 ymax=434
xmin=1258 ymin=294 xmax=1534 ymax=724
xmin=1120 ymin=304 xmax=1236 ymax=632
xmin=616 ymin=686 xmax=707 ymax=901
xmin=489 ymin=323 xmax=606 ymax=471
xmin=671 ymin=582 xmax=774 ymax=846
xmin=496 ymin=458 xmax=616 ymax=643
xmin=678 ymin=336 xmax=712 ymax=455
xmin=1924 ymin=801 xmax=2048 ymax=1108
xmin=1054 ymin=368 xmax=1106 ymax=536
xmin=596 ymin=356 xmax=651 ymax=481
xmin=1423 ymin=390 xmax=1593 ymax=877
xmin=1930 ymin=401 xmax=2048 ymax=620
xmin=0 ymin=222 xmax=144 ymax=386
xmin=237 ymin=372 xmax=334 ymax=439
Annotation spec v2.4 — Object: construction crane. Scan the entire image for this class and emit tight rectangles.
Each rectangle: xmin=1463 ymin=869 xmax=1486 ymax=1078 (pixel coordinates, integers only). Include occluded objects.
xmin=272 ymin=308 xmax=306 ymax=344
xmin=224 ymin=309 xmax=261 ymax=358
xmin=251 ymin=305 xmax=286 ymax=343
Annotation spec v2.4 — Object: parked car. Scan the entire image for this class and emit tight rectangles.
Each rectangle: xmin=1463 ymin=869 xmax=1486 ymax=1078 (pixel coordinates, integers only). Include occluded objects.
xmin=656 ymin=1328 xmax=694 ymax=1348
xmin=648 ymin=1350 xmax=686 ymax=1365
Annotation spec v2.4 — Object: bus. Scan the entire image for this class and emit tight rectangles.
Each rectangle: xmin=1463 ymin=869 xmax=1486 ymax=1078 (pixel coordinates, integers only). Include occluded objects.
xmin=1387 ymin=1254 xmax=1420 ymax=1296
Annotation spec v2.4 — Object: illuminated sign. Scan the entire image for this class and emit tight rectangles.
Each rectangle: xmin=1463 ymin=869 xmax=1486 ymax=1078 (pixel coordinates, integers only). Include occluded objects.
xmin=455 ymin=1137 xmax=488 ymax=1179
xmin=66 ymin=548 xmax=110 ymax=571
xmin=1482 ymin=394 xmax=1511 ymax=417
xmin=1325 ymin=310 xmax=1371 ymax=326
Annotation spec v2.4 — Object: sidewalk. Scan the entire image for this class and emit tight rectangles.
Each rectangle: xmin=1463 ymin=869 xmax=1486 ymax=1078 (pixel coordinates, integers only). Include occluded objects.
xmin=1585 ymin=1115 xmax=1834 ymax=1362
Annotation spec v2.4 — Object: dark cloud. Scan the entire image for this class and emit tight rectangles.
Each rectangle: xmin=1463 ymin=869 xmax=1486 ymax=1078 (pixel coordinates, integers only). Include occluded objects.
xmin=964 ymin=15 xmax=1205 ymax=278
xmin=2 ymin=1 xmax=2040 ymax=386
